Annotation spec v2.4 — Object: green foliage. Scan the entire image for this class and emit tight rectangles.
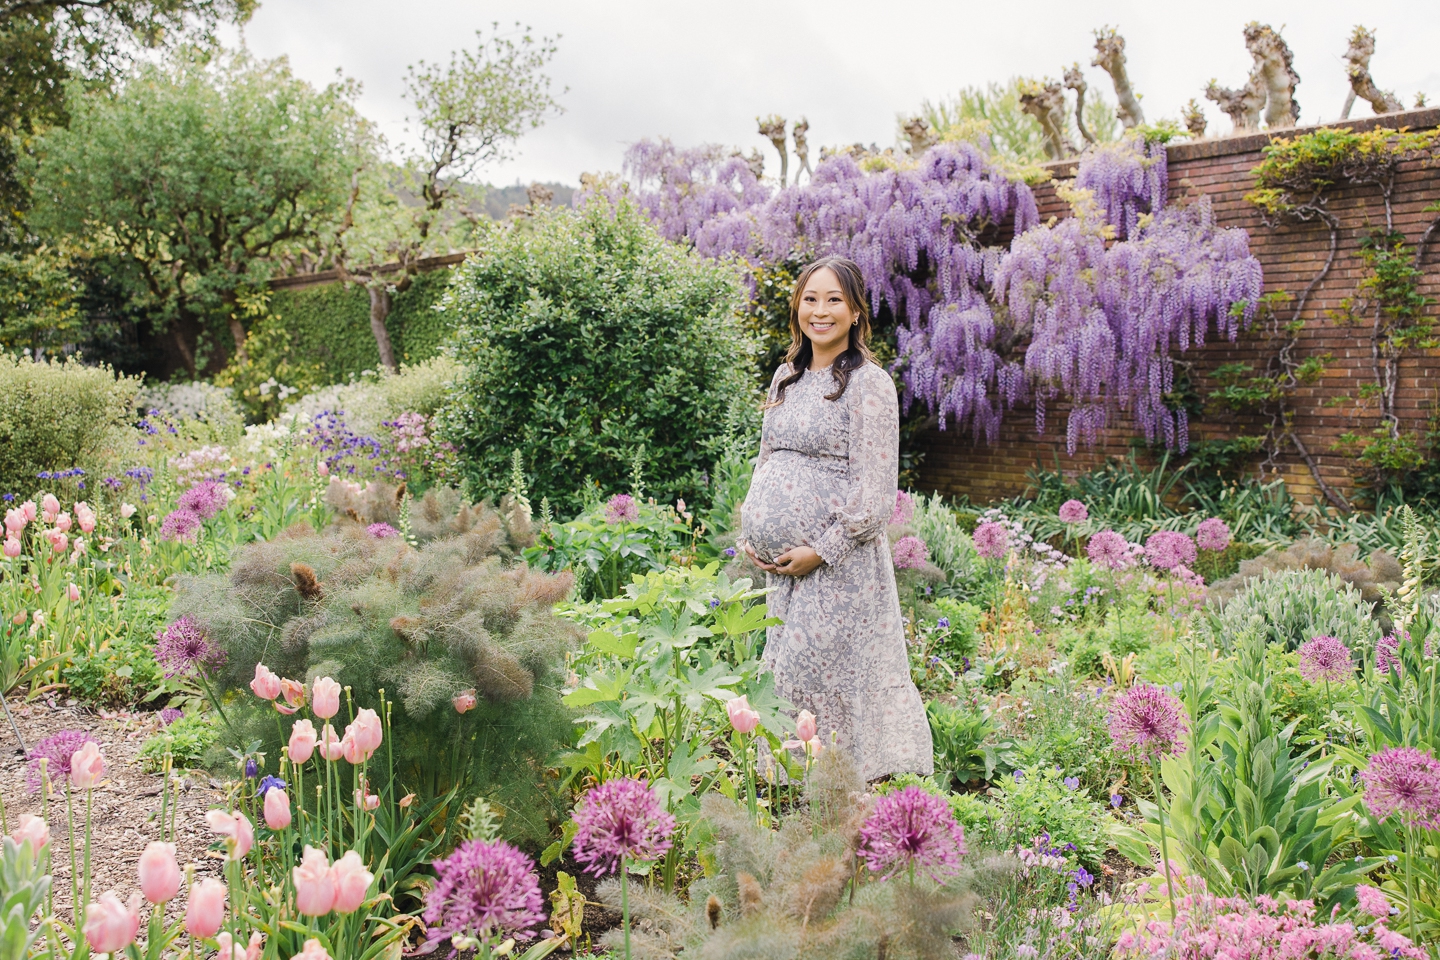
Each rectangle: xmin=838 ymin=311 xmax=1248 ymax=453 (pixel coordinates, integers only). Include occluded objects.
xmin=1199 ymin=567 xmax=1382 ymax=653
xmin=1056 ymin=599 xmax=1153 ymax=679
xmin=438 ymin=199 xmax=759 ymax=516
xmin=62 ymin=626 xmax=165 ymax=708
xmin=926 ymin=698 xmax=1001 ymax=789
xmin=526 ymin=498 xmax=692 ymax=602
xmin=1247 ymin=126 xmax=1438 ymax=220
xmin=979 ymin=765 xmax=1110 ymax=869
xmin=0 ymin=835 xmax=53 ymax=960
xmin=0 ymin=247 xmax=81 ymax=353
xmin=170 ymin=484 xmax=576 ymax=843
xmin=929 ymin=597 xmax=983 ymax=661
xmin=1004 ymin=672 xmax=1138 ymax=798
xmin=288 ymin=354 xmax=463 ymax=439
xmin=138 ymin=711 xmax=219 ymax=771
xmin=0 ymin=353 xmax=140 ymax=497
xmin=1190 ymin=541 xmax=1269 ymax=584
xmin=919 ymin=77 xmax=1120 ymax=164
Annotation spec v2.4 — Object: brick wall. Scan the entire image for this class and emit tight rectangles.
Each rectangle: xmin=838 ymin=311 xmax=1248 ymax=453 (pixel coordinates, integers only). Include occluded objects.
xmin=914 ymin=107 xmax=1440 ymax=507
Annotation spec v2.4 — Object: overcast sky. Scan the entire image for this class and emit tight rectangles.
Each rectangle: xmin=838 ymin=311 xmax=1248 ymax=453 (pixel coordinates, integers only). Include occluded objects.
xmin=226 ymin=1 xmax=1440 ymax=187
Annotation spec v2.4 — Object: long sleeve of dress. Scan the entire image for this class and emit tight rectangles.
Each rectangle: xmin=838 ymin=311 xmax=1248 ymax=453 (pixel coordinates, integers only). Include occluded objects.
xmin=812 ymin=366 xmax=898 ymax=567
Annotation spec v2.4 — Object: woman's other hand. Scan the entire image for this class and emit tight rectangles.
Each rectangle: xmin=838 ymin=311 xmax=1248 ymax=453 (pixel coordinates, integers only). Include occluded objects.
xmin=743 ymin=543 xmax=779 ymax=573
xmin=771 ymin=546 xmax=822 ymax=577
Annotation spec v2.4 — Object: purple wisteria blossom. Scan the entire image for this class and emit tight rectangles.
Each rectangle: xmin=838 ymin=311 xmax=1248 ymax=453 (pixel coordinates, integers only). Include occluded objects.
xmin=604 ymin=494 xmax=639 ymax=524
xmin=1073 ymin=137 xmax=1167 ymax=241
xmin=972 ymin=521 xmax=1009 ymax=560
xmin=153 ymin=615 xmax=225 ymax=678
xmin=1297 ymin=635 xmax=1353 ymax=684
xmin=1058 ymin=500 xmax=1089 ymax=524
xmin=571 ymin=777 xmax=675 ymax=876
xmin=424 ymin=839 xmax=546 ymax=947
xmin=1108 ymin=684 xmax=1188 ymax=759
xmin=1361 ymin=747 xmax=1440 ymax=830
xmin=26 ymin=730 xmax=99 ymax=792
xmin=857 ymin=785 xmax=967 ymax=882
xmin=1086 ymin=530 xmax=1132 ymax=570
xmin=892 ymin=536 xmax=929 ymax=570
xmin=1143 ymin=531 xmax=1197 ymax=571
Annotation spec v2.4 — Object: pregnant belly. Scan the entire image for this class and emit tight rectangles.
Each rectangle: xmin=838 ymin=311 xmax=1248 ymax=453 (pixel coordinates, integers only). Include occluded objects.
xmin=740 ymin=463 xmax=843 ymax=563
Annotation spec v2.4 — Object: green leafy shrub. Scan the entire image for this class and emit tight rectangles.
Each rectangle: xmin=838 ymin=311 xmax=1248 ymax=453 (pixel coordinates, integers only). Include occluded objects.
xmin=930 ymin=597 xmax=983 ymax=660
xmin=978 ymin=765 xmax=1109 ymax=869
xmin=0 ymin=354 xmax=140 ymax=497
xmin=526 ymin=496 xmax=691 ymax=601
xmin=926 ymin=698 xmax=1001 ymax=788
xmin=1206 ymin=537 xmax=1401 ymax=612
xmin=63 ymin=630 xmax=165 ymax=708
xmin=169 ymin=483 xmax=577 ymax=843
xmin=438 ymin=199 xmax=759 ymax=516
xmin=137 ymin=712 xmax=219 ymax=771
xmin=1191 ymin=541 xmax=1268 ymax=584
xmin=1198 ymin=567 xmax=1382 ymax=652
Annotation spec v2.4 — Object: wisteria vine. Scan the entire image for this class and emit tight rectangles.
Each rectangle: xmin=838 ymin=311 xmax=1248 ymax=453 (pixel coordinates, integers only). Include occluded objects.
xmin=599 ymin=135 xmax=1262 ymax=452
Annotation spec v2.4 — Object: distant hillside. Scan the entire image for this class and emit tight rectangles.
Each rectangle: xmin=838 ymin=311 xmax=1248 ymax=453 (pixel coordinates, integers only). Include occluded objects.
xmin=474 ymin=181 xmax=576 ymax=219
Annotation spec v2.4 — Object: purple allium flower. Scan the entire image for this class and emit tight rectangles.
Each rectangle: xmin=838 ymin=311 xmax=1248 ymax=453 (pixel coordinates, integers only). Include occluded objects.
xmin=26 ymin=730 xmax=99 ymax=792
xmin=159 ymin=708 xmax=183 ymax=726
xmin=1143 ymin=530 xmax=1197 ymax=571
xmin=1297 ymin=635 xmax=1353 ymax=684
xmin=1376 ymin=633 xmax=1401 ymax=675
xmin=1086 ymin=530 xmax=1131 ymax=570
xmin=890 ymin=490 xmax=915 ymax=525
xmin=367 ymin=522 xmax=399 ymax=539
xmin=1194 ymin=517 xmax=1232 ymax=552
xmin=1058 ymin=499 xmax=1088 ymax=524
xmin=424 ymin=839 xmax=546 ymax=946
xmin=892 ymin=535 xmax=929 ymax=570
xmin=1361 ymin=747 xmax=1440 ymax=830
xmin=571 ymin=778 xmax=676 ymax=876
xmin=159 ymin=508 xmax=202 ymax=542
xmin=857 ymin=785 xmax=967 ymax=882
xmin=176 ymin=480 xmax=227 ymax=520
xmin=153 ymin=615 xmax=225 ymax=678
xmin=604 ymin=493 xmax=639 ymax=524
xmin=972 ymin=521 xmax=1009 ymax=560
xmin=1107 ymin=684 xmax=1188 ymax=759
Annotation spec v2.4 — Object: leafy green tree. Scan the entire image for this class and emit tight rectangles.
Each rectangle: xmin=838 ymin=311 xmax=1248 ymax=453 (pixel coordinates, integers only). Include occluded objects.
xmin=920 ymin=78 xmax=1120 ymax=163
xmin=0 ymin=245 xmax=80 ymax=353
xmin=26 ymin=50 xmax=364 ymax=376
xmin=439 ymin=199 xmax=759 ymax=516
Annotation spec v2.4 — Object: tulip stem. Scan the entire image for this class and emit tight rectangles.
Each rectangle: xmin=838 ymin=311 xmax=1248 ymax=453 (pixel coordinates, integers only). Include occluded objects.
xmin=66 ymin=785 xmax=78 ymax=924
xmin=82 ymin=787 xmax=93 ymax=922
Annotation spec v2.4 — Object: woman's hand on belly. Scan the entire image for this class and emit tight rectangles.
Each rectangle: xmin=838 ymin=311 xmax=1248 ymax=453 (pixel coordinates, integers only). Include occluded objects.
xmin=771 ymin=545 xmax=822 ymax=577
xmin=743 ymin=542 xmax=780 ymax=573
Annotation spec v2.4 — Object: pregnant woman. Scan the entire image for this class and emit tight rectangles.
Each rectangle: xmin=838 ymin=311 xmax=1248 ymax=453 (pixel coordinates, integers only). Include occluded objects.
xmin=738 ymin=256 xmax=932 ymax=782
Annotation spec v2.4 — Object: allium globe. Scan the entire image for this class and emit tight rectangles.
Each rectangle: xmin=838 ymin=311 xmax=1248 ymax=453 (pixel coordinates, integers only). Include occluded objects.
xmin=176 ymin=480 xmax=228 ymax=520
xmin=892 ymin=535 xmax=929 ymax=570
xmin=1297 ymin=635 xmax=1353 ymax=684
xmin=857 ymin=785 xmax=967 ymax=881
xmin=367 ymin=522 xmax=399 ymax=538
xmin=604 ymin=494 xmax=639 ymax=524
xmin=972 ymin=521 xmax=1009 ymax=560
xmin=1143 ymin=531 xmax=1197 ymax=571
xmin=424 ymin=839 xmax=546 ymax=945
xmin=159 ymin=508 xmax=202 ymax=542
xmin=1058 ymin=499 xmax=1088 ymax=524
xmin=1194 ymin=517 xmax=1231 ymax=552
xmin=154 ymin=616 xmax=225 ymax=678
xmin=25 ymin=730 xmax=99 ymax=792
xmin=1086 ymin=530 xmax=1132 ymax=570
xmin=571 ymin=777 xmax=676 ymax=876
xmin=1361 ymin=747 xmax=1440 ymax=830
xmin=1107 ymin=684 xmax=1188 ymax=758
xmin=1376 ymin=633 xmax=1401 ymax=675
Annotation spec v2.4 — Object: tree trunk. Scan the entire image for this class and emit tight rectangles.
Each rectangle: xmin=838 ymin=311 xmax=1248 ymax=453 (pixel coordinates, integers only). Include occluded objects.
xmin=368 ymin=284 xmax=398 ymax=374
xmin=171 ymin=320 xmax=197 ymax=377
xmin=228 ymin=315 xmax=249 ymax=363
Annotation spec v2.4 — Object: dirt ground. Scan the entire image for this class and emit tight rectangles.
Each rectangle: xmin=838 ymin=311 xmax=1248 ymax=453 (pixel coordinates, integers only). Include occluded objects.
xmin=0 ymin=694 xmax=230 ymax=923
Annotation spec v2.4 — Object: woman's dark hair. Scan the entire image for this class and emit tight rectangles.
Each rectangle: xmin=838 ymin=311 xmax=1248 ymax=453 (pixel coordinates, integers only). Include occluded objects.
xmin=768 ymin=256 xmax=875 ymax=406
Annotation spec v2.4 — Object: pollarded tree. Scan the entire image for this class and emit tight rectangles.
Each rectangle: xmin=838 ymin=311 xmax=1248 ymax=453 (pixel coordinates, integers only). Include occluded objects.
xmin=27 ymin=50 xmax=363 ymax=376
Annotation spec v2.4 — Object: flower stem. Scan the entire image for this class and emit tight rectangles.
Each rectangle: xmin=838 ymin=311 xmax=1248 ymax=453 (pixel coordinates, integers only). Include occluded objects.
xmin=1405 ymin=823 xmax=1419 ymax=946
xmin=1151 ymin=763 xmax=1176 ymax=924
xmin=621 ymin=855 xmax=631 ymax=960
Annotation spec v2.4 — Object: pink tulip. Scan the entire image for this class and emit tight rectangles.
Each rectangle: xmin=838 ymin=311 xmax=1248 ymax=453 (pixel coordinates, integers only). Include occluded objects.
xmin=76 ymin=503 xmax=96 ymax=534
xmin=264 ymin=788 xmax=292 ymax=830
xmin=3 ymin=538 xmax=19 ymax=559
xmin=725 ymin=695 xmax=760 ymax=736
xmin=353 ymin=789 xmax=379 ymax=811
xmin=83 ymin=891 xmax=140 ymax=954
xmin=318 ymin=724 xmax=345 ymax=762
xmin=280 ymin=678 xmax=306 ymax=709
xmin=250 ymin=663 xmax=281 ymax=700
xmin=48 ymin=530 xmax=67 ymax=553
xmin=70 ymin=741 xmax=105 ymax=789
xmin=206 ymin=810 xmax=254 ymax=860
xmin=185 ymin=878 xmax=227 ymax=937
xmin=20 ymin=500 xmax=36 ymax=523
xmin=795 ymin=710 xmax=818 ymax=743
xmin=311 ymin=676 xmax=341 ymax=719
xmin=137 ymin=841 xmax=181 ymax=904
xmin=293 ymin=845 xmax=336 ymax=916
xmin=215 ymin=931 xmax=264 ymax=960
xmin=293 ymin=939 xmax=333 ymax=960
xmin=316 ymin=461 xmax=329 ymax=477
xmin=452 ymin=690 xmax=477 ymax=714
xmin=329 ymin=851 xmax=373 ymax=913
xmin=8 ymin=814 xmax=49 ymax=853
xmin=3 ymin=508 xmax=24 ymax=536
xmin=55 ymin=512 xmax=72 ymax=533
xmin=341 ymin=709 xmax=382 ymax=763
xmin=41 ymin=494 xmax=59 ymax=523
xmin=288 ymin=719 xmax=317 ymax=764
xmin=68 ymin=583 xmax=81 ymax=602
xmin=120 ymin=503 xmax=137 ymax=520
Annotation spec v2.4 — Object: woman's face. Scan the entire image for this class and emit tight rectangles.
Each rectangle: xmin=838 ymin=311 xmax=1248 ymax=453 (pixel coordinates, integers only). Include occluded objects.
xmin=797 ymin=267 xmax=856 ymax=355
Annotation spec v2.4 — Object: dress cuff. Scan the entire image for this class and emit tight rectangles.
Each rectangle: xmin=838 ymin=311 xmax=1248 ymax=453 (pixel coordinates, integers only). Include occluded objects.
xmin=812 ymin=524 xmax=856 ymax=567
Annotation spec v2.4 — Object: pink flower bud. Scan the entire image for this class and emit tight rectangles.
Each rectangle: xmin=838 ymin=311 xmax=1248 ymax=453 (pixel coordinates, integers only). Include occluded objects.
xmin=311 ymin=676 xmax=341 ymax=719
xmin=250 ymin=663 xmax=282 ymax=700
xmin=293 ymin=845 xmax=335 ymax=916
xmin=341 ymin=709 xmax=382 ymax=763
xmin=20 ymin=500 xmax=37 ymax=523
xmin=452 ymin=690 xmax=477 ymax=714
xmin=316 ymin=461 xmax=329 ymax=477
xmin=264 ymin=788 xmax=292 ymax=830
xmin=3 ymin=508 xmax=24 ymax=536
xmin=75 ymin=503 xmax=96 ymax=534
xmin=120 ymin=503 xmax=137 ymax=519
xmin=206 ymin=810 xmax=254 ymax=860
xmin=41 ymin=494 xmax=59 ymax=522
xmin=293 ymin=939 xmax=333 ymax=960
xmin=3 ymin=538 xmax=19 ymax=559
xmin=83 ymin=892 xmax=140 ymax=954
xmin=725 ymin=695 xmax=760 ymax=736
xmin=353 ymin=789 xmax=379 ymax=811
xmin=55 ymin=512 xmax=72 ymax=533
xmin=215 ymin=931 xmax=264 ymax=960
xmin=318 ymin=723 xmax=345 ymax=762
xmin=329 ymin=851 xmax=373 ymax=913
xmin=68 ymin=583 xmax=81 ymax=602
xmin=70 ymin=741 xmax=105 ymax=789
xmin=795 ymin=710 xmax=818 ymax=743
xmin=185 ymin=878 xmax=226 ymax=937
xmin=8 ymin=814 xmax=49 ymax=854
xmin=138 ymin=841 xmax=181 ymax=904
xmin=288 ymin=719 xmax=317 ymax=764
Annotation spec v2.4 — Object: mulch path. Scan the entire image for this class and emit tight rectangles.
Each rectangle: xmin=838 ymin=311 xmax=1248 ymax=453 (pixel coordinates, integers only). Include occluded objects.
xmin=0 ymin=695 xmax=230 ymax=923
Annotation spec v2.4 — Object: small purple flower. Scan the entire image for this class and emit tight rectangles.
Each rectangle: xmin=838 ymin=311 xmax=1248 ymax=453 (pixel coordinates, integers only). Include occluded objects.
xmin=153 ymin=615 xmax=226 ymax=679
xmin=26 ymin=730 xmax=99 ymax=792
xmin=1361 ymin=747 xmax=1440 ymax=830
xmin=890 ymin=490 xmax=915 ymax=525
xmin=973 ymin=521 xmax=1009 ymax=560
xmin=723 ymin=547 xmax=737 ymax=557
xmin=1107 ymin=684 xmax=1189 ymax=759
xmin=424 ymin=839 xmax=546 ymax=946
xmin=604 ymin=494 xmax=639 ymax=524
xmin=1143 ymin=531 xmax=1197 ymax=571
xmin=1376 ymin=633 xmax=1402 ymax=675
xmin=572 ymin=778 xmax=676 ymax=876
xmin=936 ymin=617 xmax=950 ymax=628
xmin=892 ymin=535 xmax=929 ymax=570
xmin=244 ymin=758 xmax=258 ymax=778
xmin=1297 ymin=635 xmax=1353 ymax=684
xmin=1058 ymin=499 xmax=1088 ymax=524
xmin=257 ymin=775 xmax=285 ymax=796
xmin=367 ymin=522 xmax=399 ymax=539
xmin=159 ymin=708 xmax=183 ymax=726
xmin=1086 ymin=530 xmax=1131 ymax=570
xmin=857 ymin=785 xmax=967 ymax=881
xmin=1195 ymin=517 xmax=1232 ymax=552
xmin=159 ymin=508 xmax=202 ymax=543
xmin=1111 ymin=794 xmax=1124 ymax=808
xmin=1063 ymin=776 xmax=1080 ymax=790
xmin=176 ymin=480 xmax=228 ymax=520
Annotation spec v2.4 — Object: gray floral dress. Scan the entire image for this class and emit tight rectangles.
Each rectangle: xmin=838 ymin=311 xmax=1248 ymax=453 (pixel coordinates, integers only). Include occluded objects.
xmin=738 ymin=361 xmax=933 ymax=781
